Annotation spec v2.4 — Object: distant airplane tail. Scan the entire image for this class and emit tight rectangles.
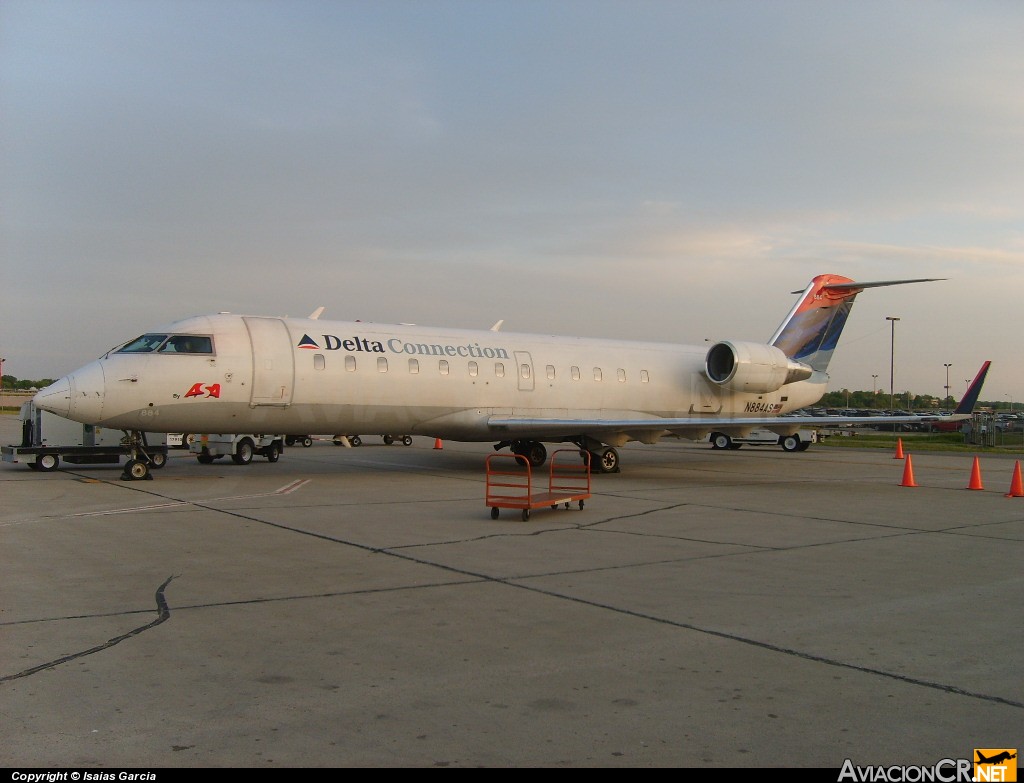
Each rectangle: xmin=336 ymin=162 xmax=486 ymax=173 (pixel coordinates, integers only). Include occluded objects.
xmin=770 ymin=274 xmax=942 ymax=373
xmin=955 ymin=360 xmax=991 ymax=414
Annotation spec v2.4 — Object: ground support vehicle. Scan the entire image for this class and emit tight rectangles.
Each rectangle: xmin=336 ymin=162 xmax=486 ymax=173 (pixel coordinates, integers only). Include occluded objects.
xmin=486 ymin=449 xmax=591 ymax=521
xmin=284 ymin=435 xmax=315 ymax=447
xmin=2 ymin=401 xmax=167 ymax=475
xmin=332 ymin=435 xmax=412 ymax=446
xmin=189 ymin=434 xmax=285 ymax=465
xmin=707 ymin=428 xmax=818 ymax=451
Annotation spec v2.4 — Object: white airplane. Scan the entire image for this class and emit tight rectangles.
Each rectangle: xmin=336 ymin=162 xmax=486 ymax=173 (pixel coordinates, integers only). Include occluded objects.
xmin=34 ymin=273 xmax=956 ymax=480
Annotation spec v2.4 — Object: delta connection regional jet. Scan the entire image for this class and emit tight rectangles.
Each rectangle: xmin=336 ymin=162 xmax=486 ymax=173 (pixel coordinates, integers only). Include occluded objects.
xmin=34 ymin=273 xmax=959 ymax=480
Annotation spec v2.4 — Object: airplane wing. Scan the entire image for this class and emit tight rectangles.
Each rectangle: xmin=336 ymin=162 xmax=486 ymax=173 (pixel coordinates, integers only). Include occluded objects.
xmin=487 ymin=412 xmax=952 ymax=440
xmin=489 ymin=358 xmax=991 ymax=442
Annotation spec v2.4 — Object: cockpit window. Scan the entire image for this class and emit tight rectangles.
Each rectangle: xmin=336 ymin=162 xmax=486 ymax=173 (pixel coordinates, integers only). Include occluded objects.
xmin=118 ymin=334 xmax=169 ymax=353
xmin=158 ymin=335 xmax=213 ymax=354
xmin=116 ymin=334 xmax=214 ymax=354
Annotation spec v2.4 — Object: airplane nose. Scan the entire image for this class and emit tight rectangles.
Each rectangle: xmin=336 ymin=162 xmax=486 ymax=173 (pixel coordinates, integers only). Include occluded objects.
xmin=34 ymin=360 xmax=107 ymax=423
xmin=34 ymin=376 xmax=72 ymax=417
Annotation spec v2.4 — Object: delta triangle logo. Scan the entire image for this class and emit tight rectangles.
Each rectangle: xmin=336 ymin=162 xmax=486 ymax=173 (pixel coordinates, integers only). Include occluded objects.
xmin=297 ymin=334 xmax=320 ymax=350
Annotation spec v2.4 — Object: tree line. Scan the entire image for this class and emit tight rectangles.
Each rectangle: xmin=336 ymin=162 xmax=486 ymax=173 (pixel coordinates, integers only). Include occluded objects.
xmin=818 ymin=389 xmax=1015 ymax=412
xmin=1 ymin=376 xmax=56 ymax=391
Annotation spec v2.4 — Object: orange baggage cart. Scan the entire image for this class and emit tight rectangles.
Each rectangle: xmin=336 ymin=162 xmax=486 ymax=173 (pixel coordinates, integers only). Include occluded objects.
xmin=486 ymin=449 xmax=591 ymax=521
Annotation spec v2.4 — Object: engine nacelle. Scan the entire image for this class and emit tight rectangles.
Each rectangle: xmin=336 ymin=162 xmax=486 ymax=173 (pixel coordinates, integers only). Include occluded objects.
xmin=705 ymin=341 xmax=813 ymax=394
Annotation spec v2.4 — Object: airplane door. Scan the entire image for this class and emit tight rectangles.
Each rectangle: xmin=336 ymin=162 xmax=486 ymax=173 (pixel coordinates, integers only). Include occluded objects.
xmin=514 ymin=351 xmax=534 ymax=392
xmin=244 ymin=317 xmax=294 ymax=406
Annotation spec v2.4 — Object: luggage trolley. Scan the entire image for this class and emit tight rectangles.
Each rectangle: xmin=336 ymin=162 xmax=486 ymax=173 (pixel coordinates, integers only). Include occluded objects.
xmin=486 ymin=449 xmax=591 ymax=521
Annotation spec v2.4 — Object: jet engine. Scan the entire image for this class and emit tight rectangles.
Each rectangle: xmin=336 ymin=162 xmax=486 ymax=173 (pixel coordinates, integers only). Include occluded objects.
xmin=705 ymin=340 xmax=813 ymax=394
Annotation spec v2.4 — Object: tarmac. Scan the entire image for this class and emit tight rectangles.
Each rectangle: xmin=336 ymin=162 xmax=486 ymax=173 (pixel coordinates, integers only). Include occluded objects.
xmin=1 ymin=414 xmax=1022 ymax=768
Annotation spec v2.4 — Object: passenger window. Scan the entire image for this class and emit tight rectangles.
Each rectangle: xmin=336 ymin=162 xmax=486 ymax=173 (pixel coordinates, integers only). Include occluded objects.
xmin=345 ymin=356 xmax=356 ymax=372
xmin=377 ymin=357 xmax=388 ymax=373
xmin=520 ymin=364 xmax=531 ymax=380
xmin=546 ymin=365 xmax=555 ymax=380
xmin=593 ymin=367 xmax=603 ymax=381
xmin=617 ymin=368 xmax=626 ymax=382
xmin=469 ymin=361 xmax=479 ymax=377
xmin=571 ymin=366 xmax=580 ymax=381
xmin=439 ymin=360 xmax=450 ymax=375
xmin=408 ymin=358 xmax=419 ymax=374
xmin=314 ymin=354 xmax=325 ymax=370
xmin=641 ymin=370 xmax=650 ymax=383
xmin=495 ymin=363 xmax=505 ymax=378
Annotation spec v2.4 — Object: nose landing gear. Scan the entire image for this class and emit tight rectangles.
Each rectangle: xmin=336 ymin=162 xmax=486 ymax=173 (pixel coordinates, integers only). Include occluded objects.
xmin=120 ymin=430 xmax=159 ymax=481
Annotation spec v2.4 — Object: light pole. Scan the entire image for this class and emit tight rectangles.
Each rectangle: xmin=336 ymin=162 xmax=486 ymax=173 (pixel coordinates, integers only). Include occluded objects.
xmin=944 ymin=363 xmax=952 ymax=406
xmin=886 ymin=317 xmax=900 ymax=410
xmin=872 ymin=374 xmax=878 ymax=395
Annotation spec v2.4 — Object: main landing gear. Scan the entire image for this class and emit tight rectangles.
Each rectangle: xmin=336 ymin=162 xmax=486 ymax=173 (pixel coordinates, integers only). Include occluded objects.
xmin=493 ymin=438 xmax=621 ymax=474
xmin=120 ymin=430 xmax=165 ymax=481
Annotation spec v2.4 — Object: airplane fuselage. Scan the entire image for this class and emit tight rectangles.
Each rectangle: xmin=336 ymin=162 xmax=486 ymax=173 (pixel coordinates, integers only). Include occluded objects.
xmin=41 ymin=313 xmax=828 ymax=444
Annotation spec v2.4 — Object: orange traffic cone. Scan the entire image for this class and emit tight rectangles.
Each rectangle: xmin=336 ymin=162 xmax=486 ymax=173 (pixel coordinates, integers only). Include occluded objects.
xmin=899 ymin=453 xmax=917 ymax=487
xmin=433 ymin=438 xmax=443 ymax=450
xmin=1007 ymin=461 xmax=1024 ymax=498
xmin=966 ymin=457 xmax=984 ymax=491
xmin=893 ymin=438 xmax=905 ymax=460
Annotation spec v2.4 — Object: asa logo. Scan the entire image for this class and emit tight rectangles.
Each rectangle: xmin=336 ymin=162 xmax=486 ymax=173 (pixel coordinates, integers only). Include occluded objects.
xmin=184 ymin=383 xmax=221 ymax=399
xmin=974 ymin=750 xmax=1017 ymax=782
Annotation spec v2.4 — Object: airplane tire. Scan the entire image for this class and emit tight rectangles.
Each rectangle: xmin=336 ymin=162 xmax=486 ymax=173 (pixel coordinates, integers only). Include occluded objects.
xmin=36 ymin=454 xmax=59 ymax=472
xmin=594 ymin=447 xmax=619 ymax=474
xmin=711 ymin=433 xmax=732 ymax=450
xmin=232 ymin=439 xmax=254 ymax=465
xmin=524 ymin=442 xmax=547 ymax=467
xmin=124 ymin=458 xmax=150 ymax=480
xmin=514 ymin=441 xmax=547 ymax=467
xmin=780 ymin=435 xmax=801 ymax=452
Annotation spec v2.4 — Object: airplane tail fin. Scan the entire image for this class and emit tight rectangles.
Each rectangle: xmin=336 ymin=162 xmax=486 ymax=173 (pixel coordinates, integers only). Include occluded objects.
xmin=769 ymin=274 xmax=943 ymax=373
xmin=954 ymin=360 xmax=991 ymax=414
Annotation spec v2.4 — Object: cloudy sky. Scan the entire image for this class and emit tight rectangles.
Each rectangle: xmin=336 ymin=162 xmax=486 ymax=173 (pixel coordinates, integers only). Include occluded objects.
xmin=3 ymin=0 xmax=1022 ymax=403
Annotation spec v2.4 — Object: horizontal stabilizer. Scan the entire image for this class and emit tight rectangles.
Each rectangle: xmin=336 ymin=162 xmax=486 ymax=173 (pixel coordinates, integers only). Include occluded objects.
xmin=790 ymin=278 xmax=945 ymax=294
xmin=772 ymin=275 xmax=944 ymax=374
